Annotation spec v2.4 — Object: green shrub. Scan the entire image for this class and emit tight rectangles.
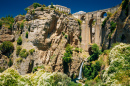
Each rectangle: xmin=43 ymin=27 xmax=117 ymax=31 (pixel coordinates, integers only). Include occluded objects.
xmin=33 ymin=3 xmax=41 ymax=9
xmin=102 ymin=18 xmax=107 ymax=27
xmin=110 ymin=21 xmax=116 ymax=32
xmin=79 ymin=36 xmax=82 ymax=41
xmin=65 ymin=35 xmax=68 ymax=39
xmin=24 ymin=8 xmax=30 ymax=13
xmin=63 ymin=44 xmax=73 ymax=63
xmin=41 ymin=7 xmax=44 ymax=11
xmin=0 ymin=21 xmax=2 ymax=28
xmin=50 ymin=2 xmax=54 ymax=8
xmin=77 ymin=19 xmax=82 ymax=25
xmin=62 ymin=32 xmax=65 ymax=35
xmin=29 ymin=49 xmax=35 ymax=55
xmin=8 ymin=23 xmax=13 ymax=30
xmin=68 ymin=81 xmax=82 ymax=86
xmin=26 ymin=32 xmax=28 ymax=38
xmin=75 ymin=47 xmax=80 ymax=53
xmin=0 ymin=41 xmax=14 ymax=54
xmin=16 ymin=58 xmax=23 ymax=64
xmin=20 ymin=22 xmax=24 ymax=30
xmin=43 ymin=4 xmax=46 ymax=7
xmin=8 ymin=58 xmax=13 ymax=67
xmin=83 ymin=61 xmax=101 ymax=80
xmin=33 ymin=67 xmax=37 ymax=73
xmin=88 ymin=44 xmax=101 ymax=61
xmin=16 ymin=46 xmax=22 ymax=56
xmin=19 ymin=49 xmax=28 ymax=58
xmin=103 ymin=50 xmax=110 ymax=55
xmin=107 ymin=12 xmax=112 ymax=18
xmin=17 ymin=36 xmax=22 ymax=45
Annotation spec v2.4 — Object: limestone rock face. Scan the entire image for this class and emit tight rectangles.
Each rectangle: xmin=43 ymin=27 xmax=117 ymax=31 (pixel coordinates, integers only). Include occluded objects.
xmin=12 ymin=8 xmax=82 ymax=77
xmin=102 ymin=3 xmax=130 ymax=49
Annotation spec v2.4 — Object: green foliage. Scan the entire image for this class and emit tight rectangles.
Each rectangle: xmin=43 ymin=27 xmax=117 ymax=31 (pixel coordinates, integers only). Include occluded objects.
xmin=77 ymin=19 xmax=82 ymax=25
xmin=103 ymin=50 xmax=110 ymax=55
xmin=0 ymin=41 xmax=14 ymax=54
xmin=63 ymin=44 xmax=73 ymax=63
xmin=33 ymin=3 xmax=41 ymax=9
xmin=83 ymin=61 xmax=101 ymax=80
xmin=26 ymin=32 xmax=28 ymax=38
xmin=0 ymin=68 xmax=72 ymax=86
xmin=68 ymin=81 xmax=82 ymax=86
xmin=107 ymin=12 xmax=112 ymax=18
xmin=102 ymin=12 xmax=112 ymax=28
xmin=50 ymin=2 xmax=54 ymax=8
xmin=8 ymin=58 xmax=13 ymax=67
xmin=17 ymin=36 xmax=22 ymax=45
xmin=29 ymin=49 xmax=35 ymax=55
xmin=16 ymin=46 xmax=22 ymax=56
xmin=33 ymin=67 xmax=38 ymax=73
xmin=62 ymin=32 xmax=65 ymax=35
xmin=16 ymin=57 xmax=23 ymax=64
xmin=88 ymin=44 xmax=101 ymax=61
xmin=74 ymin=47 xmax=82 ymax=53
xmin=102 ymin=18 xmax=107 ymax=27
xmin=24 ymin=8 xmax=30 ymax=12
xmin=8 ymin=23 xmax=13 ymax=30
xmin=0 ymin=21 xmax=2 ymax=28
xmin=41 ymin=7 xmax=44 ymax=11
xmin=20 ymin=22 xmax=24 ymax=30
xmin=110 ymin=21 xmax=116 ymax=32
xmin=65 ymin=35 xmax=68 ymax=39
xmin=19 ymin=49 xmax=28 ymax=58
xmin=79 ymin=36 xmax=82 ymax=41
xmin=43 ymin=4 xmax=46 ymax=7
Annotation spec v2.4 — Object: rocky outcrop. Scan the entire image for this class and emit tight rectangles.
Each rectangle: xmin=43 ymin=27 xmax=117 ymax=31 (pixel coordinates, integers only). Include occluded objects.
xmin=102 ymin=2 xmax=130 ymax=49
xmin=12 ymin=7 xmax=83 ymax=77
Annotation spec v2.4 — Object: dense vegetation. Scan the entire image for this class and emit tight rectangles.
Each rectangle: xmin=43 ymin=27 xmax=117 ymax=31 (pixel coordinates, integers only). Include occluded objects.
xmin=0 ymin=15 xmax=14 ymax=29
xmin=122 ymin=0 xmax=129 ymax=16
xmin=102 ymin=12 xmax=112 ymax=27
xmin=0 ymin=68 xmax=77 ymax=86
xmin=88 ymin=44 xmax=101 ymax=61
xmin=83 ymin=61 xmax=101 ymax=80
xmin=0 ymin=41 xmax=14 ymax=54
xmin=63 ymin=44 xmax=73 ymax=63
xmin=33 ymin=3 xmax=41 ymax=9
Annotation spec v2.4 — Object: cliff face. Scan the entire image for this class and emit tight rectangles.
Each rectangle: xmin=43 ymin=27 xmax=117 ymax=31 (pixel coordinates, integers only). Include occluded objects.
xmin=2 ymin=7 xmax=85 ymax=77
xmin=102 ymin=1 xmax=130 ymax=49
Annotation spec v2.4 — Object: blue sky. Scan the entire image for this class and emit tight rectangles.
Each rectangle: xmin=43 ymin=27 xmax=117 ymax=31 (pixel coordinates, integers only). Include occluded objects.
xmin=0 ymin=0 xmax=122 ymax=18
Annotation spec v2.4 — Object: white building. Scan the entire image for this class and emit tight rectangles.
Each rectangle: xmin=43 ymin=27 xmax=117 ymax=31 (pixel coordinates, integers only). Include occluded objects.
xmin=48 ymin=5 xmax=71 ymax=14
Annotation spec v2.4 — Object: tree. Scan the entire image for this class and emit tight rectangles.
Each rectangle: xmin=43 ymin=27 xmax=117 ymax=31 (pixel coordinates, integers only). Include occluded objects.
xmin=50 ymin=2 xmax=54 ymax=8
xmin=24 ymin=8 xmax=30 ymax=12
xmin=0 ymin=41 xmax=14 ymax=54
xmin=63 ymin=44 xmax=73 ymax=63
xmin=33 ymin=3 xmax=41 ymax=9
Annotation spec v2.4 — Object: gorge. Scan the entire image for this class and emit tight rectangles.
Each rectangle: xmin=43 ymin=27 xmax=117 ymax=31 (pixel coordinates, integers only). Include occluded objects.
xmin=0 ymin=0 xmax=130 ymax=86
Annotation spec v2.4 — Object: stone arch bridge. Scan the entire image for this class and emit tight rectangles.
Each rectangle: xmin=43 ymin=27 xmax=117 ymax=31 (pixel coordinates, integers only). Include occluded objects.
xmin=77 ymin=5 xmax=120 ymax=51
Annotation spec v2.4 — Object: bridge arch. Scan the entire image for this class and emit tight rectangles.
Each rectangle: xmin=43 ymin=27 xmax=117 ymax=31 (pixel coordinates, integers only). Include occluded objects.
xmin=100 ymin=12 xmax=107 ymax=18
xmin=89 ymin=18 xmax=96 ymax=43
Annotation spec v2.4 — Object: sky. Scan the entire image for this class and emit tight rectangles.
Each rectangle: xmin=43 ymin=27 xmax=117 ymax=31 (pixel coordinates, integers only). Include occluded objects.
xmin=0 ymin=0 xmax=122 ymax=18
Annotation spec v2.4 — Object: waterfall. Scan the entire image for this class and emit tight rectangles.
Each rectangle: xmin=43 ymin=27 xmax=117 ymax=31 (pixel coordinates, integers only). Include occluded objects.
xmin=77 ymin=61 xmax=84 ymax=79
